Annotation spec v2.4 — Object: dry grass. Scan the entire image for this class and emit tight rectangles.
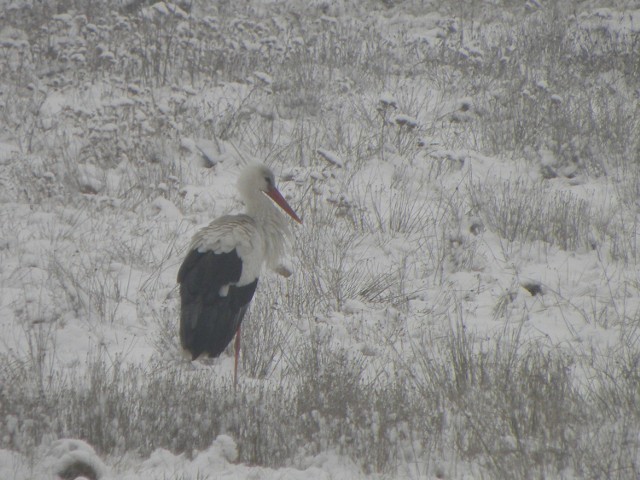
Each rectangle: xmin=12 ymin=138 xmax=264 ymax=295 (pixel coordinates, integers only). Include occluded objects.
xmin=1 ymin=1 xmax=639 ymax=478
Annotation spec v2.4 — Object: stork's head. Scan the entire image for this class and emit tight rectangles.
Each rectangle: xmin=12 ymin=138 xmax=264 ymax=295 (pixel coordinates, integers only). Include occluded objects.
xmin=238 ymin=163 xmax=302 ymax=224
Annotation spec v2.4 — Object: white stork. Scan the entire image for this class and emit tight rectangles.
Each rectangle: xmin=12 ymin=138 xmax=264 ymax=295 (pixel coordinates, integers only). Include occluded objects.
xmin=177 ymin=163 xmax=302 ymax=384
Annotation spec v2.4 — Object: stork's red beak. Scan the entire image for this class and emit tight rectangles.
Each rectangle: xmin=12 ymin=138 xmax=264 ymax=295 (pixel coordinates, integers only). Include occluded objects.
xmin=266 ymin=187 xmax=302 ymax=224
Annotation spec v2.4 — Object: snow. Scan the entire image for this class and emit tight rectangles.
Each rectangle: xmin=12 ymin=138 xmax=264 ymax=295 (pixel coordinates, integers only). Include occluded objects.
xmin=76 ymin=164 xmax=105 ymax=194
xmin=579 ymin=8 xmax=640 ymax=35
xmin=393 ymin=114 xmax=418 ymax=128
xmin=1 ymin=1 xmax=639 ymax=479
xmin=129 ymin=444 xmax=365 ymax=480
xmin=316 ymin=148 xmax=343 ymax=168
xmin=253 ymin=71 xmax=273 ymax=85
xmin=0 ymin=443 xmax=369 ymax=480
xmin=150 ymin=196 xmax=182 ymax=219
xmin=378 ymin=92 xmax=397 ymax=109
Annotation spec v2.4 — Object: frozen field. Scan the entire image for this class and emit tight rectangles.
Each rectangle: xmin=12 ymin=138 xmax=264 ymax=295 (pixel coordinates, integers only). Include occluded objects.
xmin=1 ymin=1 xmax=639 ymax=478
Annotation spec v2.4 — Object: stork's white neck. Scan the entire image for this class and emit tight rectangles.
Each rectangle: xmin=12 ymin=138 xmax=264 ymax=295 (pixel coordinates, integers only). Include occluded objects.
xmin=242 ymin=190 xmax=290 ymax=271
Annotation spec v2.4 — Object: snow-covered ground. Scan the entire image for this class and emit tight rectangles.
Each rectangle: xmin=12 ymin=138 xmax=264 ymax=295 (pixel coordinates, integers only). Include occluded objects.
xmin=1 ymin=1 xmax=639 ymax=479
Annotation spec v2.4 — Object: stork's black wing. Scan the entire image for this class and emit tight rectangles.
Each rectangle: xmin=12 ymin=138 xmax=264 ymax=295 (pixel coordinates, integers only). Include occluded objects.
xmin=177 ymin=249 xmax=258 ymax=360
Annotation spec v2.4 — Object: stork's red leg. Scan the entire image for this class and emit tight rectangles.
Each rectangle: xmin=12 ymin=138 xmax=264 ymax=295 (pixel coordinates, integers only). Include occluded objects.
xmin=234 ymin=325 xmax=241 ymax=388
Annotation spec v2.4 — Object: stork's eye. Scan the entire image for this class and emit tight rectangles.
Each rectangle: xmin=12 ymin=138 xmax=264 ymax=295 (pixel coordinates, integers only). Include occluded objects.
xmin=264 ymin=176 xmax=273 ymax=186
